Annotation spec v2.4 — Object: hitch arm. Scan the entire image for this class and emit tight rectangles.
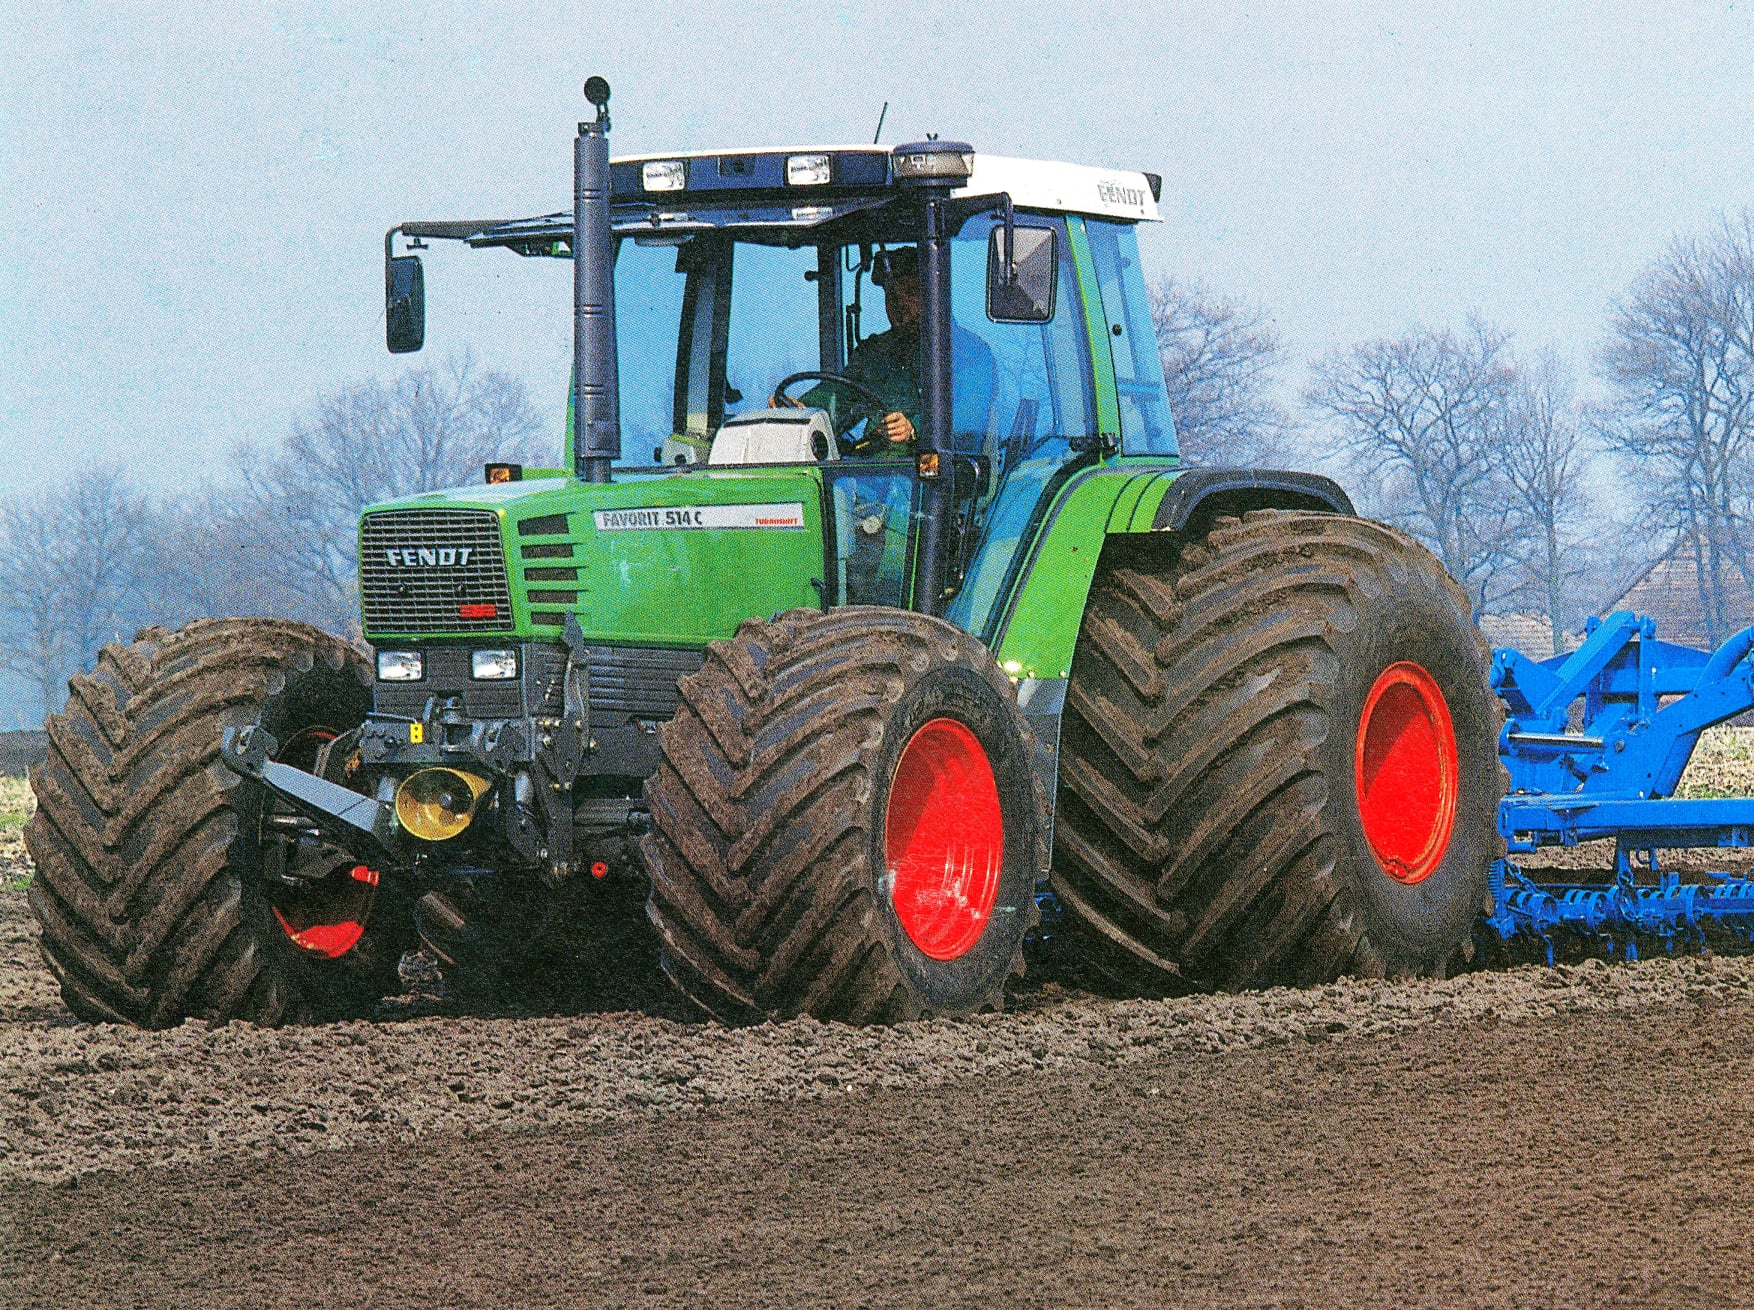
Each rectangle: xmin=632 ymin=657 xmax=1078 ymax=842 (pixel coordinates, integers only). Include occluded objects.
xmin=220 ymin=726 xmax=400 ymax=864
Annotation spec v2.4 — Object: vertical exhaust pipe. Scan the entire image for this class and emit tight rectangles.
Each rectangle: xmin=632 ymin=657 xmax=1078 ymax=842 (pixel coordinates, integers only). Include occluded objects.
xmin=575 ymin=76 xmax=620 ymax=484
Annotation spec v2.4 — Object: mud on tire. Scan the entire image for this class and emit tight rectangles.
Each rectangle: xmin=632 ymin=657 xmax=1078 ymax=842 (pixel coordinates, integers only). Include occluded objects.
xmin=1051 ymin=511 xmax=1504 ymax=992
xmin=24 ymin=618 xmax=410 ymax=1027
xmin=639 ymin=607 xmax=1047 ymax=1024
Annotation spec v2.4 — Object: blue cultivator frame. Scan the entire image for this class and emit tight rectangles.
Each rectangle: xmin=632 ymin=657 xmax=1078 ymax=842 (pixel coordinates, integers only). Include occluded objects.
xmin=1486 ymin=610 xmax=1754 ymax=962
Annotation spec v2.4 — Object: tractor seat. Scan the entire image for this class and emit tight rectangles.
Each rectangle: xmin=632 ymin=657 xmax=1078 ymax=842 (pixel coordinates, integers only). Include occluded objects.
xmin=708 ymin=408 xmax=837 ymax=466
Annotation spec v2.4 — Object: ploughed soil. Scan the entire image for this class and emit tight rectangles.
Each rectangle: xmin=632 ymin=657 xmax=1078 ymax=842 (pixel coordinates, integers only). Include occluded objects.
xmin=6 ymin=866 xmax=1754 ymax=1308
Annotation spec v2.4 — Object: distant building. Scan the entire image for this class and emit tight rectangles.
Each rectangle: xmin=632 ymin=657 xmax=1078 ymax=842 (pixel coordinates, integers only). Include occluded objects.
xmin=1601 ymin=534 xmax=1754 ymax=650
xmin=1478 ymin=612 xmax=1579 ymax=660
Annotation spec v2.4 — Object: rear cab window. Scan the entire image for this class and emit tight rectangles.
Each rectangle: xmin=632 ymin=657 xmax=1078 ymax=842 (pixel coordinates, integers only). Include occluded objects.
xmin=1085 ymin=220 xmax=1176 ymax=457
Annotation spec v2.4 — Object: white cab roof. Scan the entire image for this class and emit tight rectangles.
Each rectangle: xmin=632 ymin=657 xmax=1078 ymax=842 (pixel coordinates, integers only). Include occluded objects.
xmin=612 ymin=146 xmax=1162 ymax=223
xmin=961 ymin=155 xmax=1160 ymax=223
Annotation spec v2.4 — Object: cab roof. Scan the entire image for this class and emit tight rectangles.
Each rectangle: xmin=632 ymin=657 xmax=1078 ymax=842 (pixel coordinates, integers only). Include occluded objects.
xmin=610 ymin=146 xmax=1162 ymax=223
xmin=401 ymin=146 xmax=1160 ymax=254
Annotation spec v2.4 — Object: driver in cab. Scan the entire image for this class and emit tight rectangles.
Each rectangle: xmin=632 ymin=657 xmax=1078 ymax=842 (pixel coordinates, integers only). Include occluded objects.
xmin=778 ymin=246 xmax=922 ymax=454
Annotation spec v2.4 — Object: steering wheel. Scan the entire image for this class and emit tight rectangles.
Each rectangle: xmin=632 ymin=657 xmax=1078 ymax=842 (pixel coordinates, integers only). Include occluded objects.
xmin=773 ymin=371 xmax=897 ymax=455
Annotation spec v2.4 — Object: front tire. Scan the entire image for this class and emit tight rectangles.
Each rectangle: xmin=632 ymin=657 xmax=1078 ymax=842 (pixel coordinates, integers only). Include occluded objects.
xmin=639 ymin=607 xmax=1046 ymax=1023
xmin=1051 ymin=511 xmax=1503 ymax=992
xmin=25 ymin=619 xmax=410 ymax=1027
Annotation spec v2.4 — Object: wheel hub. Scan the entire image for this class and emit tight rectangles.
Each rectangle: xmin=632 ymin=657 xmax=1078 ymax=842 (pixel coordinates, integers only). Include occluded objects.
xmin=884 ymin=718 xmax=1004 ymax=961
xmin=1354 ymin=661 xmax=1459 ymax=885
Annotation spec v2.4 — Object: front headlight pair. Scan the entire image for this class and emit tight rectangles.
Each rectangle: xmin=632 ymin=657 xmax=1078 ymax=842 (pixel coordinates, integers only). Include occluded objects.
xmin=375 ymin=649 xmax=519 ymax=682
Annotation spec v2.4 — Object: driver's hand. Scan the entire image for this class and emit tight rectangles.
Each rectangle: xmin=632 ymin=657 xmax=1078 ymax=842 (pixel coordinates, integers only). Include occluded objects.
xmin=771 ymin=392 xmax=803 ymax=408
xmin=882 ymin=412 xmax=915 ymax=444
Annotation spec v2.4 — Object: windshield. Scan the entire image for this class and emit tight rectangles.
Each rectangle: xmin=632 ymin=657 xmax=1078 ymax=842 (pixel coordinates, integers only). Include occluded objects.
xmin=561 ymin=216 xmax=1116 ymax=637
xmin=597 ymin=232 xmax=932 ymax=466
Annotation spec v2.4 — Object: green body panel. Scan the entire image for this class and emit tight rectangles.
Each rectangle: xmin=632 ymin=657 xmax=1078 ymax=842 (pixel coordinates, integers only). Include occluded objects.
xmin=1114 ymin=470 xmax=1179 ymax=532
xmin=989 ymin=460 xmax=1180 ymax=680
xmin=363 ymin=468 xmax=829 ymax=647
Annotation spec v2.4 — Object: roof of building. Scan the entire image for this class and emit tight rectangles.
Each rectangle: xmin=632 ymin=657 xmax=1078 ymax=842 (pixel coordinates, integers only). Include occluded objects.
xmin=1602 ymin=534 xmax=1754 ymax=649
xmin=1479 ymin=612 xmax=1578 ymax=659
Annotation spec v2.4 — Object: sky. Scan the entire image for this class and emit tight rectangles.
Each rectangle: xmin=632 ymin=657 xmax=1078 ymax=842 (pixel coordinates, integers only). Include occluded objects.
xmin=5 ymin=1 xmax=1754 ymax=719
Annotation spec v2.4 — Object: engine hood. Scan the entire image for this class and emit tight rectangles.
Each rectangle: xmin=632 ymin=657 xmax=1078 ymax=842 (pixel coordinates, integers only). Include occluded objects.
xmin=359 ymin=467 xmax=831 ymax=647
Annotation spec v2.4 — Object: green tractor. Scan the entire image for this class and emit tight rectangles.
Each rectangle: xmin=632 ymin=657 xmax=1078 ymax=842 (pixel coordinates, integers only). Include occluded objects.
xmin=26 ymin=81 xmax=1503 ymax=1027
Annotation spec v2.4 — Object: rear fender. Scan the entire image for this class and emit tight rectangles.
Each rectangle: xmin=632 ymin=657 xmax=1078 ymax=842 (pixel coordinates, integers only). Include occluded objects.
xmin=989 ymin=466 xmax=1354 ymax=681
xmin=1149 ymin=467 xmax=1354 ymax=534
xmin=987 ymin=465 xmax=1353 ymax=847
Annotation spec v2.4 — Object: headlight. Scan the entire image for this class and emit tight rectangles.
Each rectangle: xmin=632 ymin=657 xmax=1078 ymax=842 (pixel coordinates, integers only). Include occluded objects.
xmin=786 ymin=153 xmax=832 ymax=186
xmin=377 ymin=650 xmax=423 ymax=681
xmin=641 ymin=159 xmax=687 ymax=192
xmin=892 ymin=145 xmax=974 ymax=182
xmin=472 ymin=649 xmax=518 ymax=680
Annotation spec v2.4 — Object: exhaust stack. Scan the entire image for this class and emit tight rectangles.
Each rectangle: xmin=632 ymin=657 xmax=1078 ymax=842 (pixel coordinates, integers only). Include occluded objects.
xmin=574 ymin=76 xmax=620 ymax=484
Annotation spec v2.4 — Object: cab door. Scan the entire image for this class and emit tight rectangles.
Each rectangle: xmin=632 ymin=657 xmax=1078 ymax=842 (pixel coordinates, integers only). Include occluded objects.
xmin=939 ymin=213 xmax=1096 ymax=640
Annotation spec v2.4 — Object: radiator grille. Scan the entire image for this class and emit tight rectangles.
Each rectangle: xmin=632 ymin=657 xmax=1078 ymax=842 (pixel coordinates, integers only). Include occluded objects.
xmin=360 ymin=509 xmax=514 ymax=634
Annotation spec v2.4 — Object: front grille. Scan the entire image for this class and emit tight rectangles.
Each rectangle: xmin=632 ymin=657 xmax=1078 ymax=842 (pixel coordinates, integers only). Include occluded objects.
xmin=360 ymin=509 xmax=514 ymax=634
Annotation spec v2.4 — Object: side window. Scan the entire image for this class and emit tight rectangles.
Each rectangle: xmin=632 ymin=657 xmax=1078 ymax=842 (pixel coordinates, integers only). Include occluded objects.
xmin=943 ymin=214 xmax=1094 ymax=639
xmin=612 ymin=238 xmax=690 ymax=464
xmin=724 ymin=243 xmax=819 ymax=416
xmin=1085 ymin=220 xmax=1176 ymax=456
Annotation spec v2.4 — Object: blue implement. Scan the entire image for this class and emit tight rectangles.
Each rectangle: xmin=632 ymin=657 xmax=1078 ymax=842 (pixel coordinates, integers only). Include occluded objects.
xmin=1487 ymin=612 xmax=1754 ymax=959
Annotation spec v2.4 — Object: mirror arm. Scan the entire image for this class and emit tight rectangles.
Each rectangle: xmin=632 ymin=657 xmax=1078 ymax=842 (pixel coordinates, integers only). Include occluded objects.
xmin=1002 ymin=194 xmax=1016 ymax=286
xmin=383 ymin=224 xmax=401 ymax=296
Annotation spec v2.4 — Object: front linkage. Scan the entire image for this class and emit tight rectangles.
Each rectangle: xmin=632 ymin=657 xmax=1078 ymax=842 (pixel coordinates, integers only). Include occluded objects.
xmin=221 ymin=616 xmax=601 ymax=889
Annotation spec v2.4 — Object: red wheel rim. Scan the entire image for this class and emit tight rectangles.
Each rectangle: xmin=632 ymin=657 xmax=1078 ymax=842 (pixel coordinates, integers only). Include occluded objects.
xmin=1354 ymin=662 xmax=1459 ymax=885
xmin=273 ymin=865 xmax=377 ymax=960
xmin=885 ymin=718 xmax=1005 ymax=961
xmin=266 ymin=728 xmax=376 ymax=959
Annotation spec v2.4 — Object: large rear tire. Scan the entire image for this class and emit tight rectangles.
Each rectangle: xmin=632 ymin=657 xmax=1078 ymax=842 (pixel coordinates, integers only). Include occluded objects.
xmin=24 ymin=619 xmax=411 ymax=1027
xmin=1051 ymin=511 xmax=1503 ymax=991
xmin=639 ymin=607 xmax=1046 ymax=1023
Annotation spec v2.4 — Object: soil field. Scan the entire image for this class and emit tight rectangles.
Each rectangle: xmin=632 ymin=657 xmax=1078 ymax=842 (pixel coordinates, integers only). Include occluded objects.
xmin=8 ymin=735 xmax=1754 ymax=1306
xmin=7 ymin=872 xmax=1754 ymax=1307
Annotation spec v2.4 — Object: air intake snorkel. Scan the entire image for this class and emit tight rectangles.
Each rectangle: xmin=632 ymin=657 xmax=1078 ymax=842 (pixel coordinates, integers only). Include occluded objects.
xmin=574 ymin=76 xmax=620 ymax=484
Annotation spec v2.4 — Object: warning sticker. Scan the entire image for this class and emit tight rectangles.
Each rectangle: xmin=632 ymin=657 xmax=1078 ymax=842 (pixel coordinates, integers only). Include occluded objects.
xmin=592 ymin=503 xmax=807 ymax=532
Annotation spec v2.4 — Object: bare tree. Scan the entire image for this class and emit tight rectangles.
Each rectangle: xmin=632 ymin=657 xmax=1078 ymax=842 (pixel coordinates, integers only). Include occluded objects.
xmin=226 ymin=357 xmax=548 ymax=632
xmin=134 ymin=487 xmax=321 ymax=628
xmin=1150 ymin=278 xmax=1296 ymax=466
xmin=1307 ymin=320 xmax=1522 ymax=614
xmin=1500 ymin=354 xmax=1595 ymax=654
xmin=0 ymin=496 xmax=69 ymax=720
xmin=0 ymin=467 xmax=156 ymax=718
xmin=1600 ymin=212 xmax=1754 ymax=648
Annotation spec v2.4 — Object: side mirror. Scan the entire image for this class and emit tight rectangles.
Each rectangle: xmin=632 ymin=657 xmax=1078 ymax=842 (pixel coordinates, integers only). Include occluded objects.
xmin=987 ymin=225 xmax=1056 ymax=324
xmin=386 ymin=254 xmax=425 ymax=354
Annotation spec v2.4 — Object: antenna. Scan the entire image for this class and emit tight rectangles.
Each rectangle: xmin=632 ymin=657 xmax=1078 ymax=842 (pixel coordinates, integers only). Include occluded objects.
xmin=872 ymin=101 xmax=888 ymax=145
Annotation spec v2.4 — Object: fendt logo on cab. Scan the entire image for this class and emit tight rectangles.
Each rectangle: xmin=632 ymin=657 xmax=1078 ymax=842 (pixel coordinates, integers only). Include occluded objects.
xmin=383 ymin=546 xmax=474 ymax=568
xmin=1096 ymin=180 xmax=1147 ymax=209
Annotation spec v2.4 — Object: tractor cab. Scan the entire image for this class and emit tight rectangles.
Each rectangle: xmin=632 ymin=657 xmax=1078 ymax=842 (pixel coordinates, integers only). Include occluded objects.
xmin=386 ymin=142 xmax=1176 ymax=634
